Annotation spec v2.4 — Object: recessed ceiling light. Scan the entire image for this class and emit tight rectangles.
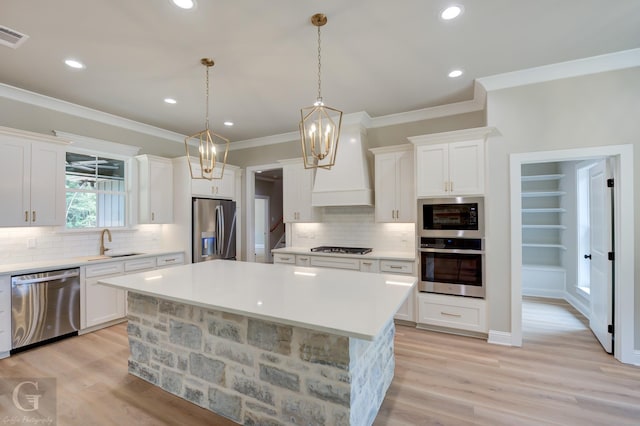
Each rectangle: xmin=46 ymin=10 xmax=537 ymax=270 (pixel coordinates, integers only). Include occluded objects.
xmin=441 ymin=5 xmax=463 ymax=20
xmin=65 ymin=59 xmax=85 ymax=69
xmin=448 ymin=69 xmax=463 ymax=78
xmin=171 ymin=0 xmax=195 ymax=9
xmin=223 ymin=121 xmax=234 ymax=127
xmin=164 ymin=98 xmax=177 ymax=104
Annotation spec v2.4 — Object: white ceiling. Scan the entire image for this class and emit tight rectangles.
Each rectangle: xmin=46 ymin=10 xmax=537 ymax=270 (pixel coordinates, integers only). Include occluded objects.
xmin=1 ymin=0 xmax=639 ymax=143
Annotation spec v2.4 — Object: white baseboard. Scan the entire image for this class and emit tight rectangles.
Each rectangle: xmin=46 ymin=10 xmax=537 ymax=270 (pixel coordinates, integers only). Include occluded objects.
xmin=564 ymin=291 xmax=590 ymax=318
xmin=0 ymin=351 xmax=9 ymax=359
xmin=488 ymin=330 xmax=513 ymax=346
xmin=632 ymin=350 xmax=640 ymax=367
xmin=522 ymin=288 xmax=564 ymax=299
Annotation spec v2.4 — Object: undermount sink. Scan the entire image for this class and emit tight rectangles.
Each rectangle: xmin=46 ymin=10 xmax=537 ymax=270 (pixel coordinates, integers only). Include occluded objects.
xmin=108 ymin=252 xmax=144 ymax=258
xmin=86 ymin=252 xmax=144 ymax=261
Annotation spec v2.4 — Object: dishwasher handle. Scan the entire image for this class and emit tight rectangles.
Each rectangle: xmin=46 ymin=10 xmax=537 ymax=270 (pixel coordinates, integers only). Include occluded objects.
xmin=12 ymin=270 xmax=80 ymax=286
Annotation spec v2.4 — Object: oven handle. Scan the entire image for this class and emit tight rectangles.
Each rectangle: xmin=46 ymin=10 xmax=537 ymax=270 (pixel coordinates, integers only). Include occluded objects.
xmin=418 ymin=248 xmax=485 ymax=254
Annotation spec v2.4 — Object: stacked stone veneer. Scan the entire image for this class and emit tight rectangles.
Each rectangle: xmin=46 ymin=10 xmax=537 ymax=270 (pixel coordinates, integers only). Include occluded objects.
xmin=126 ymin=292 xmax=395 ymax=426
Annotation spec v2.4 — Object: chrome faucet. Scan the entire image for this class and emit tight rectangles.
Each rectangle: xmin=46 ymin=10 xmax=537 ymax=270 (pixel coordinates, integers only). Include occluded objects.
xmin=100 ymin=229 xmax=112 ymax=255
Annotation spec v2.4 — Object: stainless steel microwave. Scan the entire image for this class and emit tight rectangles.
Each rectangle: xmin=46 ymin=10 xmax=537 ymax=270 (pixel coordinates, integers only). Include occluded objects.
xmin=418 ymin=197 xmax=484 ymax=238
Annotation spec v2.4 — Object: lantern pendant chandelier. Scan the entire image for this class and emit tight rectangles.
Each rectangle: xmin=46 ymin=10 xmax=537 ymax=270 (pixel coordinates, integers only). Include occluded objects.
xmin=299 ymin=13 xmax=343 ymax=170
xmin=185 ymin=58 xmax=230 ymax=180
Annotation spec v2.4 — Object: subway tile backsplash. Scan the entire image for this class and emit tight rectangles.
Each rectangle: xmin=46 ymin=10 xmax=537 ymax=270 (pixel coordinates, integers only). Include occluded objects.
xmin=290 ymin=207 xmax=415 ymax=252
xmin=0 ymin=225 xmax=164 ymax=266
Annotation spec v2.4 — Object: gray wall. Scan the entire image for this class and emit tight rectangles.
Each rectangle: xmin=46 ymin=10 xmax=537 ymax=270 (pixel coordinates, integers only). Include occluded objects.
xmin=484 ymin=67 xmax=640 ymax=346
xmin=0 ymin=97 xmax=185 ymax=158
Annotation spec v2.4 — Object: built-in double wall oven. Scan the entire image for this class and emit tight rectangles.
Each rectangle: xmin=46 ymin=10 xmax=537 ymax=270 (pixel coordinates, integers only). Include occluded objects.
xmin=417 ymin=197 xmax=485 ymax=298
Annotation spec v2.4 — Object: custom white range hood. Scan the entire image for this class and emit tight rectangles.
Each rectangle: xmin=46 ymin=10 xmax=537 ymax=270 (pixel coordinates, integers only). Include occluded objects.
xmin=311 ymin=123 xmax=374 ymax=207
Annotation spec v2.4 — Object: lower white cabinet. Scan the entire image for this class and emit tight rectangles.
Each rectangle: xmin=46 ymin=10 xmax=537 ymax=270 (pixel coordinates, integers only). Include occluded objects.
xmin=0 ymin=275 xmax=10 ymax=357
xmin=417 ymin=292 xmax=487 ymax=333
xmin=273 ymin=253 xmax=416 ymax=322
xmin=310 ymin=256 xmax=360 ymax=270
xmin=84 ymin=262 xmax=126 ymax=329
xmin=157 ymin=253 xmax=186 ymax=268
xmin=380 ymin=260 xmax=416 ymax=322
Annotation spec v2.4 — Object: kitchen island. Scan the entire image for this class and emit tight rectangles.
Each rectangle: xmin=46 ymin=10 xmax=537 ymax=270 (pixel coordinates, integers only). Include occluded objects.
xmin=99 ymin=259 xmax=415 ymax=426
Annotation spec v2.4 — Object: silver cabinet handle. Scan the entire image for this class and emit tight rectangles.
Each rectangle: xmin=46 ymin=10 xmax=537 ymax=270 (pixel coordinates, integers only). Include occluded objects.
xmin=450 ymin=181 xmax=454 ymax=192
xmin=151 ymin=212 xmax=155 ymax=221
xmin=389 ymin=265 xmax=403 ymax=269
xmin=32 ymin=211 xmax=36 ymax=222
xmin=441 ymin=311 xmax=462 ymax=318
xmin=280 ymin=257 xmax=291 ymax=261
xmin=25 ymin=211 xmax=29 ymax=222
xmin=299 ymin=257 xmax=308 ymax=261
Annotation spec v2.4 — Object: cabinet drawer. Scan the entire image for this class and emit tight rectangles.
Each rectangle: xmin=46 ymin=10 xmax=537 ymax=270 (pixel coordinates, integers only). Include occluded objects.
xmin=360 ymin=259 xmax=380 ymax=273
xmin=85 ymin=262 xmax=124 ymax=278
xmin=124 ymin=257 xmax=156 ymax=272
xmin=274 ymin=253 xmax=295 ymax=264
xmin=310 ymin=257 xmax=360 ymax=270
xmin=156 ymin=253 xmax=185 ymax=267
xmin=295 ymin=255 xmax=311 ymax=266
xmin=380 ymin=260 xmax=414 ymax=274
xmin=418 ymin=293 xmax=486 ymax=332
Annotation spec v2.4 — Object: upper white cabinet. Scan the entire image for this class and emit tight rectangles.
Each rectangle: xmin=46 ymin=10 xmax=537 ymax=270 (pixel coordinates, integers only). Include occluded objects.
xmin=0 ymin=128 xmax=66 ymax=227
xmin=137 ymin=155 xmax=173 ymax=223
xmin=409 ymin=127 xmax=496 ymax=198
xmin=191 ymin=166 xmax=236 ymax=199
xmin=371 ymin=145 xmax=414 ymax=222
xmin=281 ymin=159 xmax=320 ymax=223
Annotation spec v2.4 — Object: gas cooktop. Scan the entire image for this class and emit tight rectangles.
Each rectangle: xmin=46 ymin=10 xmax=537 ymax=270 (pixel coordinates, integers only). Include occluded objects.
xmin=310 ymin=246 xmax=373 ymax=255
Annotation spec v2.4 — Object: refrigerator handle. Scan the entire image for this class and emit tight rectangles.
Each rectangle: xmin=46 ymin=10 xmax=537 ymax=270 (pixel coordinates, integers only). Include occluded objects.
xmin=216 ymin=205 xmax=224 ymax=255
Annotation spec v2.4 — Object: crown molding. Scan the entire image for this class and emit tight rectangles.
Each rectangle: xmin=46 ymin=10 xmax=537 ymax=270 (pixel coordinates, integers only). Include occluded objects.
xmin=0 ymin=83 xmax=186 ymax=143
xmin=54 ymin=130 xmax=141 ymax=157
xmin=477 ymin=48 xmax=640 ymax=92
xmin=0 ymin=125 xmax=70 ymax=145
xmin=370 ymin=96 xmax=484 ymax=129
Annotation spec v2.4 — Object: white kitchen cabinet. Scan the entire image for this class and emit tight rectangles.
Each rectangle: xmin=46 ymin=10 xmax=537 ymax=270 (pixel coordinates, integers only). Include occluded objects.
xmin=191 ymin=164 xmax=236 ymax=199
xmin=380 ymin=260 xmax=416 ymax=322
xmin=137 ymin=155 xmax=173 ymax=224
xmin=0 ymin=275 xmax=10 ymax=358
xmin=295 ymin=255 xmax=311 ymax=267
xmin=273 ymin=253 xmax=295 ymax=264
xmin=410 ymin=127 xmax=496 ymax=198
xmin=0 ymin=131 xmax=66 ymax=227
xmin=156 ymin=252 xmax=185 ymax=269
xmin=371 ymin=145 xmax=414 ymax=222
xmin=310 ymin=256 xmax=360 ymax=270
xmin=417 ymin=292 xmax=487 ymax=333
xmin=359 ymin=259 xmax=380 ymax=273
xmin=83 ymin=262 xmax=126 ymax=329
xmin=281 ymin=160 xmax=319 ymax=223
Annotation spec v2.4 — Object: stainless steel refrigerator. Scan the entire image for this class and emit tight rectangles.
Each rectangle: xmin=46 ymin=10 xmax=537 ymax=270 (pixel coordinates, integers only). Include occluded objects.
xmin=192 ymin=198 xmax=236 ymax=263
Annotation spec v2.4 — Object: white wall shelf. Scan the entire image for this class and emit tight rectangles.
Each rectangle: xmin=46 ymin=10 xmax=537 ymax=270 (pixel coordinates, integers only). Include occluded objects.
xmin=522 ymin=243 xmax=567 ymax=250
xmin=522 ymin=224 xmax=567 ymax=230
xmin=520 ymin=174 xmax=565 ymax=182
xmin=522 ymin=208 xmax=566 ymax=213
xmin=521 ymin=191 xmax=566 ymax=197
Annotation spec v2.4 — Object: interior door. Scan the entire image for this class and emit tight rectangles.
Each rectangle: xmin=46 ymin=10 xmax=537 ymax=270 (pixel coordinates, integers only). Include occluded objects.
xmin=588 ymin=160 xmax=613 ymax=353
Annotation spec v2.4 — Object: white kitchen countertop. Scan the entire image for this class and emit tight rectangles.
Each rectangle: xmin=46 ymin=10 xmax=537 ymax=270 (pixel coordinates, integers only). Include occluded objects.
xmin=271 ymin=246 xmax=416 ymax=261
xmin=99 ymin=260 xmax=416 ymax=340
xmin=0 ymin=249 xmax=184 ymax=275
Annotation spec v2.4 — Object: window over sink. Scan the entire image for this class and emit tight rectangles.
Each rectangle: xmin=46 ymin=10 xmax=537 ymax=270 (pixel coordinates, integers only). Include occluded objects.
xmin=65 ymin=152 xmax=126 ymax=229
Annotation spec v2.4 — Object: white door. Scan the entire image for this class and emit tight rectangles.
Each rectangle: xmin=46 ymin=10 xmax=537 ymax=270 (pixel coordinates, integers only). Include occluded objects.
xmin=588 ymin=160 xmax=613 ymax=353
xmin=254 ymin=197 xmax=269 ymax=263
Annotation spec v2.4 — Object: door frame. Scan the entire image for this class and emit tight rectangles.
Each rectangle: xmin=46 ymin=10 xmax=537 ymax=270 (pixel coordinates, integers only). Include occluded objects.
xmin=254 ymin=195 xmax=270 ymax=263
xmin=509 ymin=144 xmax=634 ymax=364
xmin=245 ymin=162 xmax=282 ymax=262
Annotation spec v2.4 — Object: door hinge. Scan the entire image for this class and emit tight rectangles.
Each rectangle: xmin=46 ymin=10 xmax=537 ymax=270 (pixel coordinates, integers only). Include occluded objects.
xmin=608 ymin=324 xmax=614 ymax=334
xmin=607 ymin=178 xmax=614 ymax=188
xmin=608 ymin=252 xmax=615 ymax=261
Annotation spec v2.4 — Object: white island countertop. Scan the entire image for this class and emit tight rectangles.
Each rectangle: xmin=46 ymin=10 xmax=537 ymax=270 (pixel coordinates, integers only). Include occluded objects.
xmin=99 ymin=260 xmax=416 ymax=340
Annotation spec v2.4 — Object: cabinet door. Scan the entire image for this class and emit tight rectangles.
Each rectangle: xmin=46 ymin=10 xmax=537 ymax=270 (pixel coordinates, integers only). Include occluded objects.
xmin=30 ymin=142 xmax=65 ymax=226
xmin=0 ymin=138 xmax=30 ymax=226
xmin=149 ymin=157 xmax=173 ymax=223
xmin=283 ymin=165 xmax=316 ymax=222
xmin=449 ymin=140 xmax=484 ymax=195
xmin=374 ymin=153 xmax=398 ymax=222
xmin=396 ymin=149 xmax=415 ymax=222
xmin=394 ymin=291 xmax=415 ymax=322
xmin=217 ymin=168 xmax=236 ymax=199
xmin=416 ymin=143 xmax=449 ymax=197
xmin=85 ymin=275 xmax=126 ymax=328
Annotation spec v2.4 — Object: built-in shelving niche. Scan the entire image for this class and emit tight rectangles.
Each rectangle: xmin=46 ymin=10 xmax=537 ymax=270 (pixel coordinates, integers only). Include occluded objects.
xmin=521 ymin=163 xmax=567 ymax=297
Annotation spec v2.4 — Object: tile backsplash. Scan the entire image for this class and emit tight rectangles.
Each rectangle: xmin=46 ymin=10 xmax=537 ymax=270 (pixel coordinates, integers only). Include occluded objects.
xmin=289 ymin=207 xmax=416 ymax=252
xmin=0 ymin=225 xmax=164 ymax=266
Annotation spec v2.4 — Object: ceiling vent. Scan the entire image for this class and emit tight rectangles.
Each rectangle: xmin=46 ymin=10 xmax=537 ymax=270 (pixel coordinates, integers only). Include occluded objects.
xmin=0 ymin=25 xmax=29 ymax=49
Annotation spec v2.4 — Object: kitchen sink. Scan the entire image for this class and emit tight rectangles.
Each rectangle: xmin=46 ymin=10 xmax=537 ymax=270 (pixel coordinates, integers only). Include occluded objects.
xmin=108 ymin=252 xmax=144 ymax=258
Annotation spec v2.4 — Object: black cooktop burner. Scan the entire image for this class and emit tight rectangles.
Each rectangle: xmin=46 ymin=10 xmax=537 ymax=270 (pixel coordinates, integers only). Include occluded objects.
xmin=310 ymin=246 xmax=373 ymax=255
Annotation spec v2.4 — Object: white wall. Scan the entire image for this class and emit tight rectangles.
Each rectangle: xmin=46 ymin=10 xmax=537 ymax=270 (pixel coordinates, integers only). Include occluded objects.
xmin=484 ymin=67 xmax=640 ymax=346
xmin=0 ymin=225 xmax=164 ymax=266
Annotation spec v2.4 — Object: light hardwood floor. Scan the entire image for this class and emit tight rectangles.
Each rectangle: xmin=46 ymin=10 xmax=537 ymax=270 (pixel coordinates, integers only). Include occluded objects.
xmin=1 ymin=298 xmax=639 ymax=425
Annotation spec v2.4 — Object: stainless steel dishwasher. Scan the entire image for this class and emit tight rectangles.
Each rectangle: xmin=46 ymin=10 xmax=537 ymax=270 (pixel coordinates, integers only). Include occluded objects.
xmin=11 ymin=268 xmax=80 ymax=351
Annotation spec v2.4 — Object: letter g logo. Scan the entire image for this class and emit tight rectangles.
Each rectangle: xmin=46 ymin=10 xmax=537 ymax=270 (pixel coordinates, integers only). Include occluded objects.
xmin=12 ymin=380 xmax=42 ymax=412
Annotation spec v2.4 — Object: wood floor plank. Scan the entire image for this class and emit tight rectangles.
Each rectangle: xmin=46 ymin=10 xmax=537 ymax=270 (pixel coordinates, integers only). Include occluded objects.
xmin=1 ymin=297 xmax=638 ymax=425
